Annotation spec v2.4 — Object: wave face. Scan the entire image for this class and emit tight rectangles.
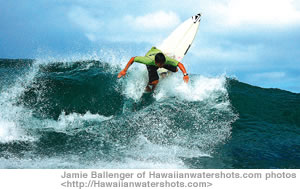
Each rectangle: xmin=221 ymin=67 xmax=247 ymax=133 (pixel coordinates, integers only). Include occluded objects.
xmin=0 ymin=58 xmax=299 ymax=168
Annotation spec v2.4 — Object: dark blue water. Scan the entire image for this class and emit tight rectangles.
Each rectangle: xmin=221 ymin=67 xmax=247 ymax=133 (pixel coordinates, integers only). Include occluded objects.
xmin=0 ymin=58 xmax=299 ymax=168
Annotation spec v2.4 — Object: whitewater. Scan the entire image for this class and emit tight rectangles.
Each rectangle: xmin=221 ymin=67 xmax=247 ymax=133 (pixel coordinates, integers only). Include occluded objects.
xmin=0 ymin=53 xmax=299 ymax=169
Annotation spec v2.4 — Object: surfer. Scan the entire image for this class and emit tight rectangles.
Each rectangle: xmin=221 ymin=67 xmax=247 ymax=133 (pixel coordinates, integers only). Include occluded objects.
xmin=118 ymin=47 xmax=189 ymax=92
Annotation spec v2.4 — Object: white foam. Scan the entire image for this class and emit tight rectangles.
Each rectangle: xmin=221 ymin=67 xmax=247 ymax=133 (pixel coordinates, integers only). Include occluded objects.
xmin=0 ymin=58 xmax=46 ymax=143
xmin=154 ymin=74 xmax=227 ymax=101
xmin=120 ymin=135 xmax=210 ymax=169
xmin=0 ymin=156 xmax=84 ymax=169
xmin=0 ymin=120 xmax=34 ymax=143
xmin=50 ymin=111 xmax=113 ymax=131
xmin=119 ymin=66 xmax=228 ymax=102
xmin=121 ymin=65 xmax=149 ymax=101
xmin=0 ymin=103 xmax=38 ymax=143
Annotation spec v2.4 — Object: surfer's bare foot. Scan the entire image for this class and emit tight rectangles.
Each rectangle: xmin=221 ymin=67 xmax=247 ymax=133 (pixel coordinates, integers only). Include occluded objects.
xmin=160 ymin=73 xmax=167 ymax=78
xmin=145 ymin=85 xmax=152 ymax=92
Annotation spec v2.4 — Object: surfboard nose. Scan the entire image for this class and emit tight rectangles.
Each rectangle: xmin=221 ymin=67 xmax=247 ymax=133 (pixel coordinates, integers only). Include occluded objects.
xmin=192 ymin=13 xmax=201 ymax=23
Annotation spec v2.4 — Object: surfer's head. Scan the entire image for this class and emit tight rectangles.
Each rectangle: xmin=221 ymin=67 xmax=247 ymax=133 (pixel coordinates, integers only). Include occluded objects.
xmin=155 ymin=53 xmax=166 ymax=68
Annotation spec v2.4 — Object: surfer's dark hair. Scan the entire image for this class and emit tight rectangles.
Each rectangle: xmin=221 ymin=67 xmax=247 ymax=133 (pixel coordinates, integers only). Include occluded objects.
xmin=155 ymin=53 xmax=166 ymax=64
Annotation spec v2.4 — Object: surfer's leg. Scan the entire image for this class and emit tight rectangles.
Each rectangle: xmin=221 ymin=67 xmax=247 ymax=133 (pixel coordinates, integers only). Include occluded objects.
xmin=146 ymin=65 xmax=159 ymax=91
xmin=145 ymin=85 xmax=152 ymax=92
xmin=146 ymin=80 xmax=158 ymax=92
xmin=160 ymin=72 xmax=167 ymax=79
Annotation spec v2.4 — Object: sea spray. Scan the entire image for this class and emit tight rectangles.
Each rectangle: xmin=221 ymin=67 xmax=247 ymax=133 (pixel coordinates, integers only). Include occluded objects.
xmin=1 ymin=57 xmax=298 ymax=168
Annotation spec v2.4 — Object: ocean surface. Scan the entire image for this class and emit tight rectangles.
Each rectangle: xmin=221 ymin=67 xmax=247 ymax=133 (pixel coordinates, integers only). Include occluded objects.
xmin=0 ymin=58 xmax=299 ymax=169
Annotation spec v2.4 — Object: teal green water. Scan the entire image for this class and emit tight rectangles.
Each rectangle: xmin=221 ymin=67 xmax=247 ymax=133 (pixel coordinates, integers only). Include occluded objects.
xmin=0 ymin=59 xmax=299 ymax=168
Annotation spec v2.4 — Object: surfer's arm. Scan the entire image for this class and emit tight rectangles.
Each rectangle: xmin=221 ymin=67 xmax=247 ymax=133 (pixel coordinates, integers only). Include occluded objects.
xmin=118 ymin=57 xmax=135 ymax=78
xmin=178 ymin=63 xmax=189 ymax=83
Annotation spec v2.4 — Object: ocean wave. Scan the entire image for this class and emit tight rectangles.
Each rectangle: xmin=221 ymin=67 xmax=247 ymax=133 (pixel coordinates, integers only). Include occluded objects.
xmin=0 ymin=57 xmax=299 ymax=168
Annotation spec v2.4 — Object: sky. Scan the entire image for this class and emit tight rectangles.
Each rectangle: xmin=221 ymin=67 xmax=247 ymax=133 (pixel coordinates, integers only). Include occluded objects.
xmin=1 ymin=0 xmax=300 ymax=93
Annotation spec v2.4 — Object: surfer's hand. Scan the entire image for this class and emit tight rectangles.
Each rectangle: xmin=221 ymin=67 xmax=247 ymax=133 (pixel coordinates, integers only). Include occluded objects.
xmin=118 ymin=70 xmax=126 ymax=78
xmin=183 ymin=75 xmax=189 ymax=83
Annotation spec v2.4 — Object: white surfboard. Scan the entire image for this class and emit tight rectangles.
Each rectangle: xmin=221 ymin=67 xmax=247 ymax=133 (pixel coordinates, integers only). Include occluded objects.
xmin=158 ymin=13 xmax=201 ymax=73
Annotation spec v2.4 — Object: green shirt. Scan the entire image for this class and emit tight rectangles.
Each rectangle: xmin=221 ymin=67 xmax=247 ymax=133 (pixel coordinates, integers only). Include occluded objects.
xmin=134 ymin=47 xmax=179 ymax=67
